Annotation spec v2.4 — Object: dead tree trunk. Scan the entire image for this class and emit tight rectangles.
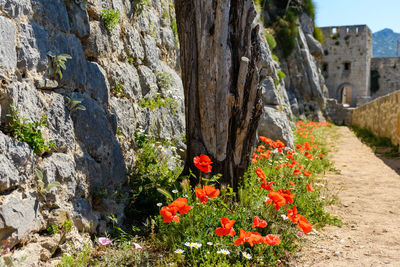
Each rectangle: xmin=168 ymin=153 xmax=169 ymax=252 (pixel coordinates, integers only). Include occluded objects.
xmin=175 ymin=0 xmax=263 ymax=190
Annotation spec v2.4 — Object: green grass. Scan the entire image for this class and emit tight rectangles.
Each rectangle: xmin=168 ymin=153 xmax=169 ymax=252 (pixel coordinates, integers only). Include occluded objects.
xmin=350 ymin=126 xmax=400 ymax=157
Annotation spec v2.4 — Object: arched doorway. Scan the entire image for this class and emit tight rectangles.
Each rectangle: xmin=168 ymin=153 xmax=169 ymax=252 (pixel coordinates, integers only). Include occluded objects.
xmin=340 ymin=86 xmax=353 ymax=106
xmin=336 ymin=83 xmax=356 ymax=107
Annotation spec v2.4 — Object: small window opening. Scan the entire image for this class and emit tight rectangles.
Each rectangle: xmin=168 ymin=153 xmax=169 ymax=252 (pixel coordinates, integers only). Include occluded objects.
xmin=356 ymin=27 xmax=359 ymax=33
xmin=344 ymin=62 xmax=351 ymax=71
xmin=322 ymin=63 xmax=328 ymax=72
xmin=332 ymin=28 xmax=337 ymax=34
xmin=346 ymin=27 xmax=350 ymax=33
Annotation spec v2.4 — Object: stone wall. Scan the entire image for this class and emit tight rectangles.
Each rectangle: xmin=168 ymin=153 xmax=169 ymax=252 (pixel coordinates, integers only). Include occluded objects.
xmin=320 ymin=25 xmax=372 ymax=106
xmin=371 ymin=57 xmax=400 ymax=99
xmin=0 ymin=0 xmax=185 ymax=263
xmin=352 ymin=91 xmax=400 ymax=148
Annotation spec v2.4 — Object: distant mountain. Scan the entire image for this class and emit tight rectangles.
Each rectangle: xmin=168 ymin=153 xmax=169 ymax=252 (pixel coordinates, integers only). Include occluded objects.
xmin=373 ymin=28 xmax=400 ymax=58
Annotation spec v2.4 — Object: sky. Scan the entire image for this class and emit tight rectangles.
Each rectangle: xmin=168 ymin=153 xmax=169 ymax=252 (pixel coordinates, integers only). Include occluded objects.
xmin=314 ymin=0 xmax=400 ymax=33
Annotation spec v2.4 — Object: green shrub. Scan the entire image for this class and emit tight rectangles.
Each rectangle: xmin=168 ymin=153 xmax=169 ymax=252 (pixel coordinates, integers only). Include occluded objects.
xmin=125 ymin=131 xmax=182 ymax=226
xmin=264 ymin=32 xmax=277 ymax=50
xmin=303 ymin=0 xmax=316 ymax=20
xmin=7 ymin=104 xmax=54 ymax=155
xmin=273 ymin=10 xmax=298 ymax=58
xmin=101 ymin=9 xmax=120 ymax=32
xmin=313 ymin=26 xmax=325 ymax=44
xmin=277 ymin=69 xmax=286 ymax=82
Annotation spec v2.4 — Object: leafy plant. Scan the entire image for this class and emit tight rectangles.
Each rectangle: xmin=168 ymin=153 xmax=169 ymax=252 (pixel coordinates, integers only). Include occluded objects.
xmin=47 ymin=223 xmax=59 ymax=235
xmin=35 ymin=169 xmax=62 ymax=194
xmin=272 ymin=54 xmax=280 ymax=65
xmin=111 ymin=82 xmax=127 ymax=98
xmin=277 ymin=69 xmax=286 ymax=82
xmin=264 ymin=32 xmax=277 ymax=50
xmin=273 ymin=10 xmax=298 ymax=58
xmin=132 ymin=0 xmax=149 ymax=16
xmin=140 ymin=93 xmax=178 ymax=113
xmin=101 ymin=9 xmax=121 ymax=32
xmin=303 ymin=0 xmax=316 ymax=20
xmin=7 ymin=105 xmax=54 ymax=155
xmin=313 ymin=26 xmax=325 ymax=44
xmin=125 ymin=131 xmax=182 ymax=226
xmin=155 ymin=72 xmax=172 ymax=90
xmin=65 ymin=95 xmax=86 ymax=112
xmin=62 ymin=220 xmax=73 ymax=233
xmin=47 ymin=52 xmax=72 ymax=80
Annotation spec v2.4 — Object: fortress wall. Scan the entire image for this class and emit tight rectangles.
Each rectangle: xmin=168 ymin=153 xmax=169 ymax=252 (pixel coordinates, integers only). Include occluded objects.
xmin=371 ymin=57 xmax=400 ymax=99
xmin=352 ymin=90 xmax=400 ymax=148
xmin=320 ymin=25 xmax=372 ymax=106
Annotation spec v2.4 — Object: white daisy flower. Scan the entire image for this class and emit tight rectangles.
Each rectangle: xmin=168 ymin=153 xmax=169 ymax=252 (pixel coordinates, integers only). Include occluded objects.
xmin=207 ymin=242 xmax=213 ymax=246
xmin=172 ymin=189 xmax=178 ymax=194
xmin=242 ymin=252 xmax=252 ymax=260
xmin=174 ymin=249 xmax=184 ymax=254
xmin=216 ymin=249 xmax=230 ymax=255
xmin=191 ymin=243 xmax=202 ymax=249
xmin=157 ymin=203 xmax=163 ymax=207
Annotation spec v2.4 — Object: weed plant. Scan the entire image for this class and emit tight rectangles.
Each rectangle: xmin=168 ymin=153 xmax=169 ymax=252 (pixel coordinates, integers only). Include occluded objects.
xmin=101 ymin=9 xmax=120 ymax=32
xmin=7 ymin=104 xmax=54 ymax=155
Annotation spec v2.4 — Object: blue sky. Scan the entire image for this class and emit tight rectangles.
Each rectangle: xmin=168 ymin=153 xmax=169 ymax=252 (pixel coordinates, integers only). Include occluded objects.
xmin=314 ymin=0 xmax=400 ymax=33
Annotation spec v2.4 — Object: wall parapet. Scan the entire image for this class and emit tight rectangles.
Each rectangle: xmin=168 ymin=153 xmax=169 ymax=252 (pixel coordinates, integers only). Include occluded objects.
xmin=352 ymin=90 xmax=400 ymax=149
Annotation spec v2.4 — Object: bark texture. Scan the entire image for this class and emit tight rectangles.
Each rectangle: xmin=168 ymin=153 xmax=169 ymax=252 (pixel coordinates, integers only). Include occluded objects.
xmin=175 ymin=0 xmax=263 ymax=189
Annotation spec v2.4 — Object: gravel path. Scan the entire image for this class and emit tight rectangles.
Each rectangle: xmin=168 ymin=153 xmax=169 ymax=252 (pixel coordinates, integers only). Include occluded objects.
xmin=292 ymin=126 xmax=400 ymax=267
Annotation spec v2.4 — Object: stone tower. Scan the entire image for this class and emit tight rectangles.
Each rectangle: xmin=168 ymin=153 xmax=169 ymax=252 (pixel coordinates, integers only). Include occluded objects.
xmin=320 ymin=25 xmax=373 ymax=106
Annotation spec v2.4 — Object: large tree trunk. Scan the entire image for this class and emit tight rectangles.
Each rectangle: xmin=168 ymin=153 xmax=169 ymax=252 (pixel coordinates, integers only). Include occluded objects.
xmin=175 ymin=0 xmax=263 ymax=190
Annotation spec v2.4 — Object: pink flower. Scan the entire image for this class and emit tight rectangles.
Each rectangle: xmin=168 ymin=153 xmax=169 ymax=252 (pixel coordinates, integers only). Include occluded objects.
xmin=133 ymin=242 xmax=142 ymax=249
xmin=98 ymin=237 xmax=112 ymax=246
xmin=297 ymin=231 xmax=304 ymax=236
xmin=1 ymin=248 xmax=10 ymax=256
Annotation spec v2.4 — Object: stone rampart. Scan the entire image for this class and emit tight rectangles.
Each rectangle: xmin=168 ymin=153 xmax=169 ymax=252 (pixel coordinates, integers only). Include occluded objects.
xmin=352 ymin=90 xmax=400 ymax=148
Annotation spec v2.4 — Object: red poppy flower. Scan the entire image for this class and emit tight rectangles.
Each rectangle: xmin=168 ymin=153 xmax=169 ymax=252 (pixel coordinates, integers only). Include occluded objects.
xmin=304 ymin=152 xmax=313 ymax=159
xmin=287 ymin=205 xmax=299 ymax=223
xmin=303 ymin=170 xmax=311 ymax=176
xmin=252 ymin=216 xmax=267 ymax=228
xmin=264 ymin=234 xmax=281 ymax=245
xmin=306 ymin=184 xmax=314 ymax=192
xmin=293 ymin=169 xmax=301 ymax=175
xmin=170 ymin=197 xmax=192 ymax=214
xmin=234 ymin=229 xmax=264 ymax=246
xmin=289 ymin=181 xmax=295 ymax=186
xmin=303 ymin=142 xmax=312 ymax=151
xmin=204 ymin=185 xmax=220 ymax=199
xmin=297 ymin=215 xmax=313 ymax=234
xmin=193 ymin=155 xmax=213 ymax=173
xmin=267 ymin=191 xmax=286 ymax=210
xmin=160 ymin=206 xmax=179 ymax=223
xmin=261 ymin=181 xmax=275 ymax=191
xmin=195 ymin=185 xmax=220 ymax=204
xmin=215 ymin=217 xmax=236 ymax=236
xmin=255 ymin=168 xmax=267 ymax=181
xmin=277 ymin=189 xmax=294 ymax=204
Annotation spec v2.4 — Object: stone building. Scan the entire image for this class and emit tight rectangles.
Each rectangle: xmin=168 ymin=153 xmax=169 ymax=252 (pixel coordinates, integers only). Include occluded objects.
xmin=320 ymin=25 xmax=373 ymax=107
xmin=370 ymin=57 xmax=400 ymax=98
xmin=320 ymin=24 xmax=400 ymax=107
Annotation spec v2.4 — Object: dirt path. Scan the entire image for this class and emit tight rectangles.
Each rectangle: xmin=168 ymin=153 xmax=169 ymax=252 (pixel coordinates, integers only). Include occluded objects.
xmin=292 ymin=126 xmax=400 ymax=267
